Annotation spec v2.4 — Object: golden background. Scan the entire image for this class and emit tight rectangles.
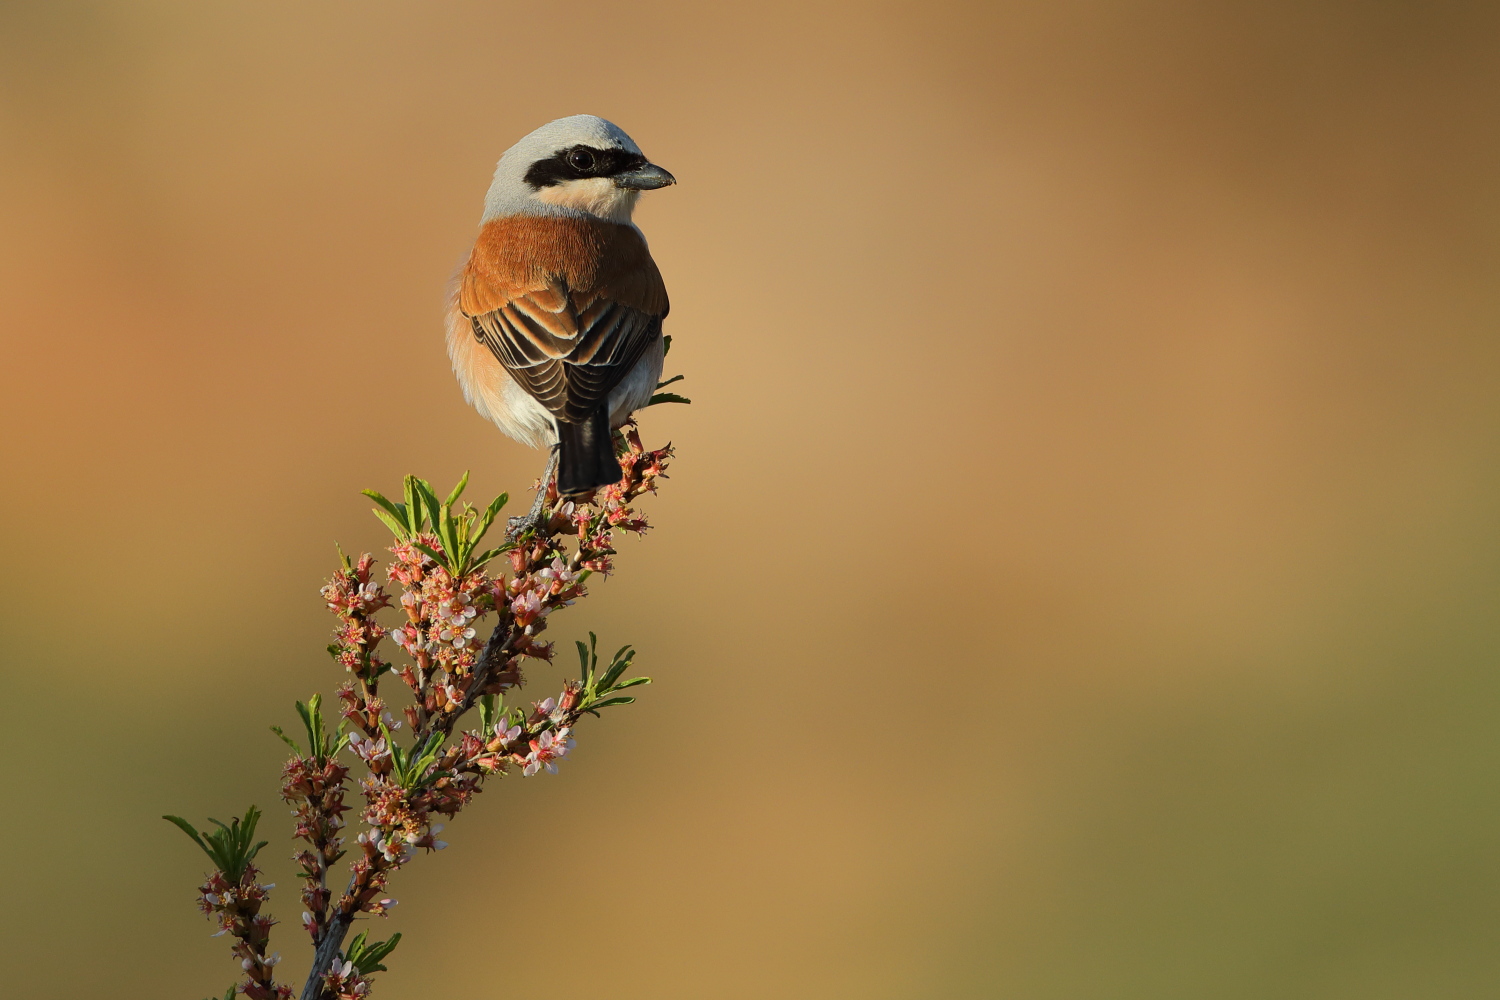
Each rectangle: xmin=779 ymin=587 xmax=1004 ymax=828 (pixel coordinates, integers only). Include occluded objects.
xmin=3 ymin=2 xmax=1499 ymax=996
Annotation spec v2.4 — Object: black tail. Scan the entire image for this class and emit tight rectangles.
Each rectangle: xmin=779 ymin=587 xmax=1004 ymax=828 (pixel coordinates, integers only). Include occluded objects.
xmin=555 ymin=409 xmax=619 ymax=498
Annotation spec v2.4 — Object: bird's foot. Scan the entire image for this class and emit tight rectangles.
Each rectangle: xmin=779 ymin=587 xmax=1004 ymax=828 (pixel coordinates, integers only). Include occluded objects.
xmin=506 ymin=509 xmax=546 ymax=540
xmin=506 ymin=484 xmax=553 ymax=540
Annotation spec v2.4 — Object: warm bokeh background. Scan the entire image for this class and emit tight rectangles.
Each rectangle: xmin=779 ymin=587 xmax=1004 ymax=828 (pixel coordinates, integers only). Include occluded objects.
xmin=3 ymin=2 xmax=1500 ymax=997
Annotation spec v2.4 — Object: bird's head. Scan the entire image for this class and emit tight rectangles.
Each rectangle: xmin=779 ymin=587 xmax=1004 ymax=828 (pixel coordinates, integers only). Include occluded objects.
xmin=482 ymin=115 xmax=675 ymax=224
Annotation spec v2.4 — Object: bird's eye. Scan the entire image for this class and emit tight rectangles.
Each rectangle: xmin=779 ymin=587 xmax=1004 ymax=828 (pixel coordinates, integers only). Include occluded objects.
xmin=567 ymin=148 xmax=597 ymax=172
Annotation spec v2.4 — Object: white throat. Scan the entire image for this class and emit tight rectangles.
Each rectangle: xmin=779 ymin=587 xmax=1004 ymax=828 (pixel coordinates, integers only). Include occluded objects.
xmin=534 ymin=178 xmax=640 ymax=223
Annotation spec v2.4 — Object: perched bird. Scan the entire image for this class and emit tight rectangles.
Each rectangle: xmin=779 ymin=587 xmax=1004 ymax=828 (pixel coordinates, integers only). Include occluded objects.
xmin=447 ymin=114 xmax=676 ymax=508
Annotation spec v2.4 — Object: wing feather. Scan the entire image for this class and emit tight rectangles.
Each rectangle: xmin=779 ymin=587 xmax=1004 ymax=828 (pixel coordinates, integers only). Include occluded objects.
xmin=460 ymin=216 xmax=667 ymax=425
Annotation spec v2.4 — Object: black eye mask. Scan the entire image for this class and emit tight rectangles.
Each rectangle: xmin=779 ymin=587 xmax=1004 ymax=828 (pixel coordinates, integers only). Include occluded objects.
xmin=524 ymin=145 xmax=648 ymax=189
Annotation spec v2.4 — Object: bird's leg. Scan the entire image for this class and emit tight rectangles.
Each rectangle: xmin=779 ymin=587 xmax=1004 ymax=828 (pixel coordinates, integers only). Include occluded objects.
xmin=507 ymin=446 xmax=560 ymax=539
xmin=524 ymin=448 xmax=559 ymax=524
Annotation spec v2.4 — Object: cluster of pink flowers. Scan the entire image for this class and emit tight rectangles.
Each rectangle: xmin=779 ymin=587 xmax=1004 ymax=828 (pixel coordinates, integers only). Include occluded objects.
xmin=377 ymin=537 xmax=507 ymax=724
xmin=195 ymin=865 xmax=291 ymax=1000
xmin=503 ymin=552 xmax=585 ymax=657
xmin=320 ymin=553 xmax=391 ymax=681
xmin=280 ymin=752 xmax=350 ymax=943
xmin=575 ymin=424 xmax=671 ymax=570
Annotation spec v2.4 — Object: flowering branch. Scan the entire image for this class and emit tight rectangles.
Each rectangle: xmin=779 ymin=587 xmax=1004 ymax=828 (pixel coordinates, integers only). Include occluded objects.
xmin=166 ymin=422 xmax=673 ymax=1000
xmin=163 ymin=808 xmax=288 ymax=998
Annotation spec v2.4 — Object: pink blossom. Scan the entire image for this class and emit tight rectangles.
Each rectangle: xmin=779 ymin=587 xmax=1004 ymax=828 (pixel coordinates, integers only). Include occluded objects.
xmin=522 ymin=727 xmax=574 ymax=776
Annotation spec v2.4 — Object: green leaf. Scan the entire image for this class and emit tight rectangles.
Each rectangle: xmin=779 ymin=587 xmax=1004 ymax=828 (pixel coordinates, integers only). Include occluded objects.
xmin=598 ymin=646 xmax=636 ymax=690
xmin=654 ymin=374 xmax=686 ymax=389
xmin=290 ymin=694 xmax=335 ymax=762
xmin=413 ymin=479 xmax=444 ymax=543
xmin=402 ymin=476 xmax=422 ymax=533
xmin=437 ymin=503 xmax=462 ymax=571
xmin=295 ymin=699 xmax=316 ymax=744
xmin=361 ymin=489 xmax=405 ymax=522
xmin=386 ymin=730 xmax=446 ymax=789
xmin=576 ymin=639 xmax=592 ymax=684
xmin=370 ymin=507 xmax=411 ymax=540
xmin=413 ymin=542 xmax=446 ymax=566
xmin=269 ymin=725 xmax=303 ymax=755
xmin=647 ymin=392 xmax=691 ymax=406
xmin=612 ymin=676 xmax=652 ymax=690
xmin=471 ymin=492 xmax=509 ymax=546
xmin=662 ymin=334 xmax=673 ymax=357
xmin=443 ymin=471 xmax=470 ymax=509
xmin=344 ymin=930 xmax=402 ymax=975
xmin=163 ymin=806 xmax=268 ymax=881
xmin=163 ymin=814 xmax=210 ymax=855
xmin=468 ymin=542 xmax=515 ymax=570
xmin=587 ymin=695 xmax=637 ymax=710
xmin=363 ymin=489 xmax=415 ymax=539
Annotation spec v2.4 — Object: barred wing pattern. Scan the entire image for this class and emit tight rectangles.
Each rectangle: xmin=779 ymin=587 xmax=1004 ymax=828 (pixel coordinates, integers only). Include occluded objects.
xmin=467 ymin=282 xmax=662 ymax=424
xmin=459 ymin=216 xmax=668 ymax=427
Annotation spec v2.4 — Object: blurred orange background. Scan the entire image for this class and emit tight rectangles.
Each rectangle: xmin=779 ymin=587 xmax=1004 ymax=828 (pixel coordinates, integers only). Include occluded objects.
xmin=4 ymin=2 xmax=1500 ymax=997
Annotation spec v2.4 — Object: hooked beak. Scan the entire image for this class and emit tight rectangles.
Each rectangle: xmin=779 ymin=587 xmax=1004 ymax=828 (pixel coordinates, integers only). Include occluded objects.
xmin=613 ymin=162 xmax=676 ymax=190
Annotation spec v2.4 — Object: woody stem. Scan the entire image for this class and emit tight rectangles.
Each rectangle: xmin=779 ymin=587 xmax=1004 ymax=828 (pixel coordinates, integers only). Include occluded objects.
xmin=299 ymin=895 xmax=356 ymax=1000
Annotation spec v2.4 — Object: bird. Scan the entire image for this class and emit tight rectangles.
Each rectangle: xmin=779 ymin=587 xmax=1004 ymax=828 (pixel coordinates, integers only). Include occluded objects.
xmin=446 ymin=114 xmax=675 ymax=518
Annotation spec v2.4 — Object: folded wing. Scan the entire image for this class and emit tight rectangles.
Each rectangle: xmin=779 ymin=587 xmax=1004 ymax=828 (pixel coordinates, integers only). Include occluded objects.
xmin=459 ymin=216 xmax=668 ymax=425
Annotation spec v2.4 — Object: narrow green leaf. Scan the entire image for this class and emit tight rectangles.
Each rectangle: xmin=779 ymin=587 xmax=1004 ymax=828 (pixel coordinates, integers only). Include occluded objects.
xmin=576 ymin=640 xmax=592 ymax=683
xmin=414 ymin=481 xmax=444 ymax=541
xmin=163 ymin=815 xmax=210 ymax=856
xmin=468 ymin=545 xmax=512 ymax=570
xmin=269 ymin=725 xmax=304 ymax=755
xmin=413 ymin=542 xmax=447 ymax=566
xmin=166 ymin=807 xmax=267 ymax=880
xmin=293 ymin=695 xmax=329 ymax=760
xmin=361 ymin=489 xmax=405 ymax=522
xmin=364 ymin=931 xmax=402 ymax=966
xmin=346 ymin=930 xmax=402 ymax=974
xmin=370 ymin=508 xmax=411 ymax=540
xmin=647 ymin=392 xmax=691 ymax=406
xmin=444 ymin=471 xmax=470 ymax=509
xmin=654 ymin=374 xmax=686 ymax=389
xmin=294 ymin=701 xmax=314 ymax=736
xmin=402 ymin=476 xmax=421 ymax=533
xmin=599 ymin=648 xmax=636 ymax=689
xmin=472 ymin=492 xmax=509 ymax=544
xmin=438 ymin=504 xmax=462 ymax=570
xmin=662 ymin=334 xmax=673 ymax=356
